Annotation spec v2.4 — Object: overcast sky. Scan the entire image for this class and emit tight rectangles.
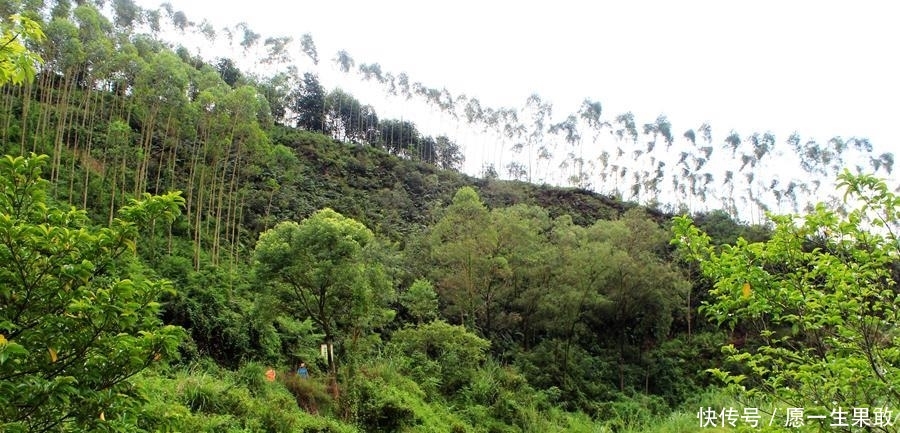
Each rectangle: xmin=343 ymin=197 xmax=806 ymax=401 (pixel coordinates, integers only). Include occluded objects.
xmin=133 ymin=0 xmax=898 ymax=150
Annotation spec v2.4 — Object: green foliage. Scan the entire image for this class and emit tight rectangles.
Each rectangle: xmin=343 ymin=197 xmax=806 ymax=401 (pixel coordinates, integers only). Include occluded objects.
xmin=325 ymin=88 xmax=378 ymax=144
xmin=161 ymin=266 xmax=262 ymax=367
xmin=282 ymin=371 xmax=336 ymax=416
xmin=594 ymin=394 xmax=669 ymax=432
xmin=691 ymin=209 xmax=770 ymax=246
xmin=135 ymin=363 xmax=357 ymax=433
xmin=341 ymin=361 xmax=476 ymax=433
xmin=293 ymin=72 xmax=326 ymax=131
xmin=350 ymin=374 xmax=419 ymax=432
xmin=0 ymin=154 xmax=186 ymax=431
xmin=428 ymin=187 xmax=504 ymax=331
xmin=400 ymin=278 xmax=439 ymax=324
xmin=0 ymin=3 xmax=803 ymax=426
xmin=253 ymin=208 xmax=395 ymax=376
xmin=419 ymin=188 xmax=694 ymax=409
xmin=672 ymin=171 xmax=900 ymax=413
xmin=388 ymin=320 xmax=491 ymax=398
xmin=0 ymin=14 xmax=43 ymax=86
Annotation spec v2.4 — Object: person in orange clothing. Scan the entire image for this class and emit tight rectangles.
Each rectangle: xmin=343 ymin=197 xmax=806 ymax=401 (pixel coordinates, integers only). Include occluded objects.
xmin=265 ymin=367 xmax=276 ymax=382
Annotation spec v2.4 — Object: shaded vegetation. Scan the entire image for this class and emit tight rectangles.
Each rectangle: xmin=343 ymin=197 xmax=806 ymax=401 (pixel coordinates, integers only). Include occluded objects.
xmin=2 ymin=3 xmax=897 ymax=433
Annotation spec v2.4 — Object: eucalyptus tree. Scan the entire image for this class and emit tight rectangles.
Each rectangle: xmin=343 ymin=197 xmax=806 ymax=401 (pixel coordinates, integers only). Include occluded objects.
xmin=158 ymin=3 xmax=191 ymax=33
xmin=102 ymin=37 xmax=141 ymax=121
xmin=322 ymin=88 xmax=377 ymax=144
xmin=678 ymin=125 xmax=716 ymax=210
xmin=614 ymin=112 xmax=639 ymax=144
xmin=698 ymin=122 xmax=712 ymax=144
xmin=463 ymin=96 xmax=483 ymax=126
xmin=797 ymin=138 xmax=834 ymax=181
xmin=826 ymin=136 xmax=849 ymax=175
xmin=721 ymin=170 xmax=736 ymax=216
xmin=0 ymin=11 xmax=28 ymax=136
xmin=749 ymin=132 xmax=775 ymax=167
xmin=745 ymin=132 xmax=776 ymax=216
xmin=218 ymin=85 xmax=268 ymax=263
xmin=195 ymin=19 xmax=215 ymax=41
xmin=495 ymin=107 xmax=522 ymax=179
xmin=236 ymin=21 xmax=259 ymax=53
xmin=111 ymin=0 xmax=139 ymax=31
xmin=68 ymin=3 xmax=116 ymax=208
xmin=358 ymin=62 xmax=385 ymax=82
xmin=782 ymin=132 xmax=811 ymax=205
xmin=332 ymin=49 xmax=353 ymax=73
xmin=132 ymin=50 xmax=189 ymax=198
xmin=140 ymin=6 xmax=161 ymax=33
xmin=675 ymin=130 xmax=695 ymax=209
xmin=397 ymin=74 xmax=420 ymax=104
xmin=36 ymin=16 xmax=84 ymax=184
xmin=697 ymin=139 xmax=715 ymax=204
xmin=642 ymin=114 xmax=673 ymax=152
xmin=480 ymin=106 xmax=503 ymax=172
xmin=0 ymin=14 xmax=44 ymax=151
xmin=377 ymin=118 xmax=421 ymax=158
xmin=718 ymin=131 xmax=745 ymax=213
xmin=597 ymin=150 xmax=611 ymax=185
xmin=631 ymin=116 xmax=671 ymax=204
xmin=299 ymin=32 xmax=317 ymax=65
xmin=506 ymin=161 xmax=527 ymax=180
xmin=576 ymin=99 xmax=606 ymax=188
xmin=611 ymin=112 xmax=638 ymax=195
xmin=187 ymin=69 xmax=232 ymax=267
xmin=380 ymin=71 xmax=397 ymax=96
xmin=870 ymin=152 xmax=895 ymax=175
xmin=724 ymin=130 xmax=741 ymax=157
xmin=549 ymin=114 xmax=581 ymax=185
xmin=261 ymin=35 xmax=292 ymax=67
xmin=517 ymin=94 xmax=552 ymax=182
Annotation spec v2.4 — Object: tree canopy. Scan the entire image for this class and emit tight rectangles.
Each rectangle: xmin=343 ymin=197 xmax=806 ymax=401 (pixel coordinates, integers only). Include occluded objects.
xmin=0 ymin=154 xmax=185 ymax=432
xmin=252 ymin=209 xmax=394 ymax=377
xmin=0 ymin=14 xmax=43 ymax=86
xmin=673 ymin=170 xmax=900 ymax=416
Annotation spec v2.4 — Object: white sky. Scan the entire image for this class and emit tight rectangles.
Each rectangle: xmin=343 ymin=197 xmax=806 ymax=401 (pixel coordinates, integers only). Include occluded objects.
xmin=130 ymin=0 xmax=898 ymax=218
xmin=134 ymin=0 xmax=899 ymax=147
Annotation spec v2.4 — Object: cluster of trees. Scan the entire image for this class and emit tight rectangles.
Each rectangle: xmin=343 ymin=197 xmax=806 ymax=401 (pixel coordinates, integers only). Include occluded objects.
xmin=420 ymin=187 xmax=695 ymax=406
xmin=252 ymin=184 xmax=700 ymax=409
xmin=44 ymin=0 xmax=891 ymax=221
xmin=3 ymin=3 xmax=899 ymax=432
xmin=0 ymin=0 xmax=464 ymax=273
xmin=9 ymin=0 xmax=894 ymax=235
xmin=674 ymin=170 xmax=900 ymax=418
xmin=255 ymin=69 xmax=465 ymax=170
xmin=321 ymin=47 xmax=896 ymax=221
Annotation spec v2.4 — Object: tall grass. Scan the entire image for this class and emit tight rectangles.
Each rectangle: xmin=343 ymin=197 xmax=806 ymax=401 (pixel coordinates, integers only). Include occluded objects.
xmin=134 ymin=362 xmax=357 ymax=433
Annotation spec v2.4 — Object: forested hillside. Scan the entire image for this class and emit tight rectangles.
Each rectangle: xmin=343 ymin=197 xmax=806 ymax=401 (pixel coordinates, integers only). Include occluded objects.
xmin=1 ymin=2 xmax=898 ymax=433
